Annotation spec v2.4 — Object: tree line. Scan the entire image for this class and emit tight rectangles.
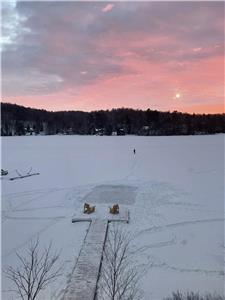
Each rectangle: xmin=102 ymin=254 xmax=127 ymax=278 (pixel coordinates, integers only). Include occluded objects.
xmin=1 ymin=102 xmax=224 ymax=136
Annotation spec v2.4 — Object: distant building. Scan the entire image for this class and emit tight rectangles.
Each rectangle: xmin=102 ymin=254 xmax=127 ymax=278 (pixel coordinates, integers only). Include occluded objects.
xmin=66 ymin=128 xmax=73 ymax=135
xmin=117 ymin=128 xmax=125 ymax=136
xmin=140 ymin=125 xmax=150 ymax=135
xmin=25 ymin=124 xmax=34 ymax=135
xmin=95 ymin=128 xmax=104 ymax=136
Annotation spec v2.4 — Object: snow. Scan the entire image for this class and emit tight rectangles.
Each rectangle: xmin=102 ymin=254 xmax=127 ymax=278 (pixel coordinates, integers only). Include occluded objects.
xmin=1 ymin=135 xmax=224 ymax=299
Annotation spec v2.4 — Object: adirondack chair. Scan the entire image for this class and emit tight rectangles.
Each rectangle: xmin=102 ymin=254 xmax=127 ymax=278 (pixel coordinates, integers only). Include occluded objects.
xmin=84 ymin=203 xmax=95 ymax=214
xmin=87 ymin=206 xmax=95 ymax=214
xmin=109 ymin=204 xmax=119 ymax=214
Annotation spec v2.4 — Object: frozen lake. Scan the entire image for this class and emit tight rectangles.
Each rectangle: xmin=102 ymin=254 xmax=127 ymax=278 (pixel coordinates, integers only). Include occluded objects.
xmin=1 ymin=135 xmax=224 ymax=299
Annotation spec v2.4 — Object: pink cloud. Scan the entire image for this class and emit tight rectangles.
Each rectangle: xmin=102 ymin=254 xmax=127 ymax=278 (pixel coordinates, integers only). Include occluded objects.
xmin=2 ymin=2 xmax=224 ymax=114
xmin=102 ymin=4 xmax=114 ymax=13
xmin=3 ymin=49 xmax=224 ymax=114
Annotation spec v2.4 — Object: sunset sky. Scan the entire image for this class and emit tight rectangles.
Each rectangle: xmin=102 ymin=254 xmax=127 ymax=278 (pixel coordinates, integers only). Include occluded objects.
xmin=1 ymin=1 xmax=224 ymax=113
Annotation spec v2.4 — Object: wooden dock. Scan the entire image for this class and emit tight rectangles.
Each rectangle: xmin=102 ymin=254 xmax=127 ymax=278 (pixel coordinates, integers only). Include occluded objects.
xmin=62 ymin=219 xmax=108 ymax=300
xmin=63 ymin=209 xmax=129 ymax=300
xmin=71 ymin=209 xmax=129 ymax=224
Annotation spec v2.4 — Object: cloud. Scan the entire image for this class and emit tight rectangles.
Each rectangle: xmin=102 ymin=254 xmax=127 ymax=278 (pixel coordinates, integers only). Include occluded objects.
xmin=1 ymin=2 xmax=224 ymax=113
xmin=102 ymin=4 xmax=114 ymax=13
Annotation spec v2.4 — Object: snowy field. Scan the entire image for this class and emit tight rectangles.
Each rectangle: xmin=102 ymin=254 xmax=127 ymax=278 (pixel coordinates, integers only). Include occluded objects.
xmin=1 ymin=135 xmax=225 ymax=299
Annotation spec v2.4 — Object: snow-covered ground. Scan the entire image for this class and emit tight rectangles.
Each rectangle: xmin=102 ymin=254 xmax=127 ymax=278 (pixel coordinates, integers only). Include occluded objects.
xmin=1 ymin=135 xmax=224 ymax=299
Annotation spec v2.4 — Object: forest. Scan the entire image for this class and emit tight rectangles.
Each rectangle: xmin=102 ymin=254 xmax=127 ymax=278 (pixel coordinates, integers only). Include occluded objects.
xmin=1 ymin=102 xmax=224 ymax=136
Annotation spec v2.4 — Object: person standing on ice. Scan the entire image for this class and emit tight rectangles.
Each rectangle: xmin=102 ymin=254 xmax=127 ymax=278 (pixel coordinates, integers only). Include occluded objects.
xmin=133 ymin=149 xmax=136 ymax=155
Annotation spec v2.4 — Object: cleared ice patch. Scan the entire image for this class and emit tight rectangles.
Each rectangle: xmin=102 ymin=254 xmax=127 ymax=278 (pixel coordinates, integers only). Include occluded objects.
xmin=83 ymin=184 xmax=137 ymax=205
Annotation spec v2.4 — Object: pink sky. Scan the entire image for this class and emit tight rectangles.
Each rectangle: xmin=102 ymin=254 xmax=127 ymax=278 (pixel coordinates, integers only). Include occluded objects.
xmin=2 ymin=2 xmax=224 ymax=114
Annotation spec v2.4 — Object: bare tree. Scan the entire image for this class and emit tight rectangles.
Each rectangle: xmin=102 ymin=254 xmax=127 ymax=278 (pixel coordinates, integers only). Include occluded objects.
xmin=97 ymin=225 xmax=142 ymax=300
xmin=164 ymin=291 xmax=225 ymax=300
xmin=4 ymin=238 xmax=62 ymax=300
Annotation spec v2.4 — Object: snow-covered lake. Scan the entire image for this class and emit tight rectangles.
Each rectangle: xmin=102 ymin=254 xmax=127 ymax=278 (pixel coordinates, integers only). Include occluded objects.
xmin=1 ymin=135 xmax=224 ymax=299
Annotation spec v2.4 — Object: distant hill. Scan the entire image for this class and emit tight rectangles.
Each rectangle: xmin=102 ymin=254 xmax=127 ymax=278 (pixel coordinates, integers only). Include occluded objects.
xmin=1 ymin=102 xmax=224 ymax=136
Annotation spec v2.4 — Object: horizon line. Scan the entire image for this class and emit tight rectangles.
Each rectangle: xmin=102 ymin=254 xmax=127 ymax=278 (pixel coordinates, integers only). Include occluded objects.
xmin=1 ymin=101 xmax=224 ymax=116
